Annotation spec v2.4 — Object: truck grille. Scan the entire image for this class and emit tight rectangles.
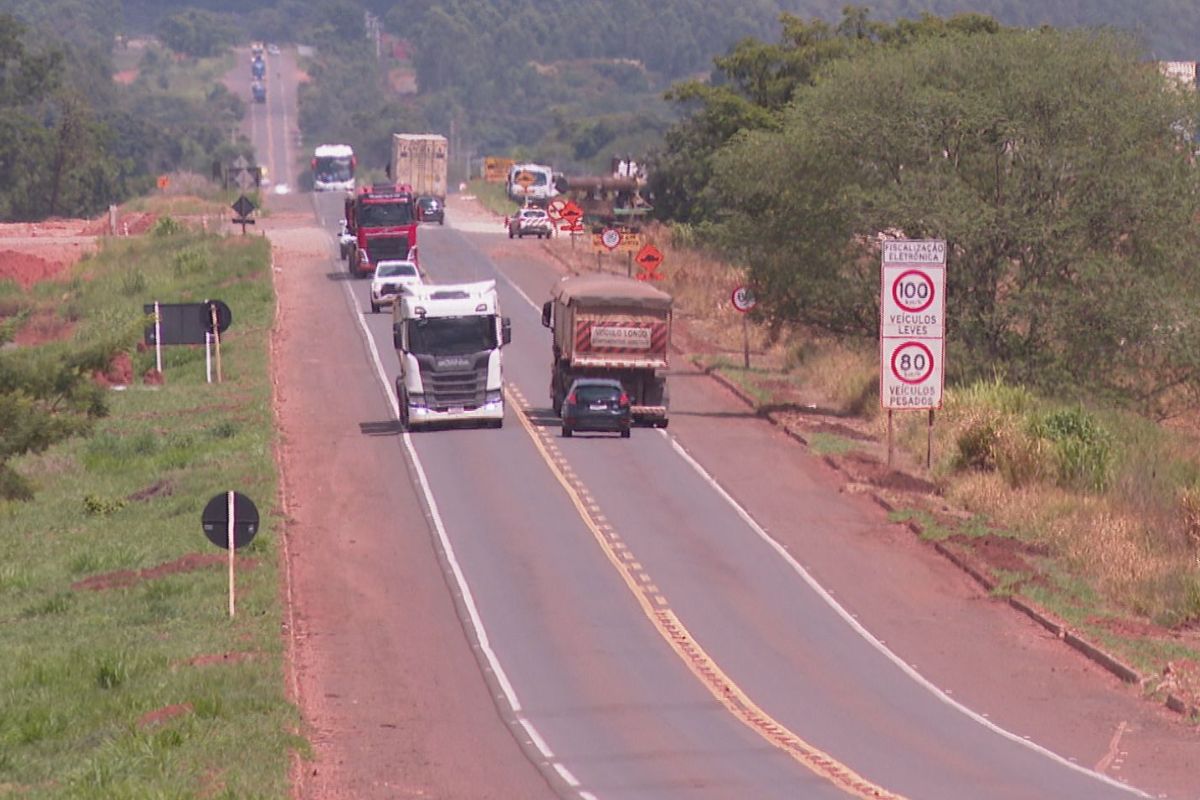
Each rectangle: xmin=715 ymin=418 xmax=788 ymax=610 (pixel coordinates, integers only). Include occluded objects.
xmin=420 ymin=366 xmax=487 ymax=409
xmin=368 ymin=236 xmax=410 ymax=262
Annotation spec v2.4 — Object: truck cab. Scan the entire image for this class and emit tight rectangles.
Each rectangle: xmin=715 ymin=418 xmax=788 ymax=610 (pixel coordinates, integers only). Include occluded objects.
xmin=392 ymin=281 xmax=512 ymax=430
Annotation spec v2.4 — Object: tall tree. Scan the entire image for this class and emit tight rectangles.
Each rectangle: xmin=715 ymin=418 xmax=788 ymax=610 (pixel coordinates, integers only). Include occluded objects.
xmin=712 ymin=28 xmax=1200 ymax=412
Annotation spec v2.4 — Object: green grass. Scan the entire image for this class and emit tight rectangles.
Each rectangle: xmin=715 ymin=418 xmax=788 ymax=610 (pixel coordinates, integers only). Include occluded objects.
xmin=467 ymin=178 xmax=519 ymax=216
xmin=0 ymin=227 xmax=298 ymax=797
xmin=807 ymin=432 xmax=858 ymax=456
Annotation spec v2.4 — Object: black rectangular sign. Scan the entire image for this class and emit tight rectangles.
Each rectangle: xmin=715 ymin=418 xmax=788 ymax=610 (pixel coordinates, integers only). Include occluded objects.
xmin=144 ymin=303 xmax=216 ymax=346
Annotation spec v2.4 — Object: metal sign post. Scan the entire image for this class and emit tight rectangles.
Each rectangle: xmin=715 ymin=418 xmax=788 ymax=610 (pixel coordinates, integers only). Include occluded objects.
xmin=731 ymin=286 xmax=757 ymax=369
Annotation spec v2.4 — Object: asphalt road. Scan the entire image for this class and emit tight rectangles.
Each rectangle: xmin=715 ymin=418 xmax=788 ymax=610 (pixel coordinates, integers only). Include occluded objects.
xmin=242 ymin=44 xmax=1191 ymax=800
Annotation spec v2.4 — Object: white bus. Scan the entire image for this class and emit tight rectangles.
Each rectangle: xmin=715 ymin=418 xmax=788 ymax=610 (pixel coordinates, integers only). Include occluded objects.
xmin=312 ymin=144 xmax=356 ymax=192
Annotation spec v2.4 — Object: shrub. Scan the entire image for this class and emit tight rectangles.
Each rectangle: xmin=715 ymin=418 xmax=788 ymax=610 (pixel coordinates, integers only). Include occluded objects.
xmin=1029 ymin=407 xmax=1114 ymax=492
xmin=150 ymin=216 xmax=185 ymax=237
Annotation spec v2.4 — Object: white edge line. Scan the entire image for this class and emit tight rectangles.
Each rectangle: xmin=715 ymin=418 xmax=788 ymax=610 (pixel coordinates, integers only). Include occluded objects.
xmin=490 ymin=252 xmax=1145 ymax=797
xmin=318 ymin=216 xmax=587 ymax=795
xmin=659 ymin=430 xmax=1148 ymax=798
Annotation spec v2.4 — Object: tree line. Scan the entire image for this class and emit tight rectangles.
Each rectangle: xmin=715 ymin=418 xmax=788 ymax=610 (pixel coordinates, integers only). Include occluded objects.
xmin=652 ymin=8 xmax=1200 ymax=414
xmin=0 ymin=5 xmax=248 ymax=220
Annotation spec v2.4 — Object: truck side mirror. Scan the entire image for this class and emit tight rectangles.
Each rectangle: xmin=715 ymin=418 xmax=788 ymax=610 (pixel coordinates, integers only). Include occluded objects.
xmin=393 ymin=322 xmax=403 ymax=350
xmin=541 ymin=301 xmax=552 ymax=328
xmin=501 ymin=317 xmax=512 ymax=346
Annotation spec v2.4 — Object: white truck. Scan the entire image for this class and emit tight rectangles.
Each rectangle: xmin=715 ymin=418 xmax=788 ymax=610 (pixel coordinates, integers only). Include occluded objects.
xmin=506 ymin=162 xmax=556 ymax=206
xmin=391 ymin=280 xmax=511 ymax=430
xmin=390 ymin=133 xmax=449 ymax=202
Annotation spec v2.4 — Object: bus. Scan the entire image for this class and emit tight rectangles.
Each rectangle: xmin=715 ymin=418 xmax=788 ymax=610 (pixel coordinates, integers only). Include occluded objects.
xmin=312 ymin=144 xmax=356 ymax=192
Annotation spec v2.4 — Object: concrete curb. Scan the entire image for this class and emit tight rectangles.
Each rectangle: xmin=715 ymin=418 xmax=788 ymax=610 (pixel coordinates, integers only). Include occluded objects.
xmin=689 ymin=357 xmax=1200 ymax=719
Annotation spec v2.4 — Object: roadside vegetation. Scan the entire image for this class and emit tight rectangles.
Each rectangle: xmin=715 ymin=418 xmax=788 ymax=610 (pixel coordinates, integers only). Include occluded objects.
xmin=0 ymin=223 xmax=295 ymax=795
xmin=0 ymin=5 xmax=252 ymax=221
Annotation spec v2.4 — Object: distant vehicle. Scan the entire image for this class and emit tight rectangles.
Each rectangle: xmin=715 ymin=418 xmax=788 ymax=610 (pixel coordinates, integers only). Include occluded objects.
xmin=560 ymin=378 xmax=632 ymax=438
xmin=267 ymin=43 xmax=281 ymax=56
xmin=506 ymin=162 xmax=556 ymax=206
xmin=508 ymin=207 xmax=551 ymax=239
xmin=416 ymin=195 xmax=444 ymax=225
xmin=312 ymin=144 xmax=355 ymax=192
xmin=391 ymin=280 xmax=511 ymax=430
xmin=390 ymin=133 xmax=448 ymax=207
xmin=251 ymin=56 xmax=266 ymax=80
xmin=250 ymin=41 xmax=264 ymax=58
xmin=543 ymin=273 xmax=672 ymax=427
xmin=370 ymin=260 xmax=423 ymax=313
xmin=251 ymin=81 xmax=266 ymax=103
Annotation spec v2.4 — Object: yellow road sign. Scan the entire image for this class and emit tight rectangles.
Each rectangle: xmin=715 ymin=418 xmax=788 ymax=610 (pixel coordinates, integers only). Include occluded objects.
xmin=484 ymin=157 xmax=513 ymax=183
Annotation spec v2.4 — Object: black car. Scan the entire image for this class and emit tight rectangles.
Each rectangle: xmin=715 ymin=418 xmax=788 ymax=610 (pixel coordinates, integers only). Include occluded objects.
xmin=561 ymin=378 xmax=631 ymax=438
xmin=416 ymin=195 xmax=444 ymax=225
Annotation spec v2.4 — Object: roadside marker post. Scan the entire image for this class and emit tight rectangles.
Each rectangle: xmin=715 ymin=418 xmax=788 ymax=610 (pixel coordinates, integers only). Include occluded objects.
xmin=201 ymin=491 xmax=260 ymax=618
xmin=153 ymin=301 xmax=163 ymax=375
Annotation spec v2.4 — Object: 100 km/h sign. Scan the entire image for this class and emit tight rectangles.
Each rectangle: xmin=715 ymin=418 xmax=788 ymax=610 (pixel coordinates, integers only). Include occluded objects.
xmin=881 ymin=266 xmax=944 ymax=339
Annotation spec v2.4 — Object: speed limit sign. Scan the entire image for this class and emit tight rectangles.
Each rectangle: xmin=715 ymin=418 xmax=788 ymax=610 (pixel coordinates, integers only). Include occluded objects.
xmin=881 ymin=338 xmax=943 ymax=407
xmin=731 ymin=285 xmax=757 ymax=313
xmin=880 ymin=239 xmax=945 ymax=410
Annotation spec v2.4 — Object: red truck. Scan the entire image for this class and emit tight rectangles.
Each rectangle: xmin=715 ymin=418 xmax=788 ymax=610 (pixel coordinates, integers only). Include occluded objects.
xmin=344 ymin=183 xmax=418 ymax=278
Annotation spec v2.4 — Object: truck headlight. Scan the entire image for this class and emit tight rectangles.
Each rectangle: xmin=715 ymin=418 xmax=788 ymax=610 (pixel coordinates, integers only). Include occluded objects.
xmin=485 ymin=390 xmax=502 ymax=405
xmin=408 ymin=393 xmax=426 ymax=409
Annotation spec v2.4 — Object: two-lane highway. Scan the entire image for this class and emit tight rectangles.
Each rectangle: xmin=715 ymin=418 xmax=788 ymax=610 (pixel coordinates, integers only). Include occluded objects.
xmin=305 ymin=188 xmax=1149 ymax=799
xmin=246 ymin=45 xmax=1194 ymax=800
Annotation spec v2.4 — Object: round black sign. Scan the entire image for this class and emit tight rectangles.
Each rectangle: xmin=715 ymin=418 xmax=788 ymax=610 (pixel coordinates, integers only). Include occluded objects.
xmin=206 ymin=300 xmax=233 ymax=334
xmin=201 ymin=491 xmax=260 ymax=550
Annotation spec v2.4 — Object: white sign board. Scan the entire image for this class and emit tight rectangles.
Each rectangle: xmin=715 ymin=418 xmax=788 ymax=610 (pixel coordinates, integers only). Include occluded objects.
xmin=591 ymin=325 xmax=651 ymax=350
xmin=880 ymin=239 xmax=946 ymax=410
xmin=881 ymin=265 xmax=945 ymax=338
xmin=881 ymin=338 xmax=944 ymax=409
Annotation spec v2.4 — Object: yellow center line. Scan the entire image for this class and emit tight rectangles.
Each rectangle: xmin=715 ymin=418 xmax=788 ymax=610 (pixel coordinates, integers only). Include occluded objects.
xmin=507 ymin=389 xmax=907 ymax=800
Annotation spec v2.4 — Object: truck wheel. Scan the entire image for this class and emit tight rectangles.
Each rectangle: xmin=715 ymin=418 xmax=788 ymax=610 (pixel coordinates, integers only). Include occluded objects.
xmin=621 ymin=429 xmax=631 ymax=439
xmin=561 ymin=425 xmax=572 ymax=438
xmin=370 ymin=301 xmax=379 ymax=314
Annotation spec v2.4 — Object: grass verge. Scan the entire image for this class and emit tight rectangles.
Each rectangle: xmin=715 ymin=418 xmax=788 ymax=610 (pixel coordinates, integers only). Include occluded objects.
xmin=466 ymin=179 xmax=519 ymax=217
xmin=0 ymin=222 xmax=297 ymax=797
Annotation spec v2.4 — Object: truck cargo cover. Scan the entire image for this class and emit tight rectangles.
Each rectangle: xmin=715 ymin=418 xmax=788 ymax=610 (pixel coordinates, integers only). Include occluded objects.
xmin=551 ymin=273 xmax=672 ymax=310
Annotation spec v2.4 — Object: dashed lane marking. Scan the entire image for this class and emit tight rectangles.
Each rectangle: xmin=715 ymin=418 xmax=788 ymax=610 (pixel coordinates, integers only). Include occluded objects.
xmin=506 ymin=385 xmax=906 ymax=800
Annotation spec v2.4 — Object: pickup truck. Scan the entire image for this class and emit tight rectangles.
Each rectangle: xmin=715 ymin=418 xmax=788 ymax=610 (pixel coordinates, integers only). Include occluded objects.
xmin=508 ymin=207 xmax=552 ymax=239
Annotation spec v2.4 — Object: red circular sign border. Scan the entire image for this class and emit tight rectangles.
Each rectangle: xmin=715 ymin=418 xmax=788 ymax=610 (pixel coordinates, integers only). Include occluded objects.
xmin=891 ymin=269 xmax=936 ymax=314
xmin=890 ymin=340 xmax=935 ymax=385
xmin=731 ymin=286 xmax=756 ymax=313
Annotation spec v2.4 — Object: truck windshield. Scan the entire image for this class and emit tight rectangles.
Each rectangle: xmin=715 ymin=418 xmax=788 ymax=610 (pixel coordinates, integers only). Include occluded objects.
xmin=408 ymin=316 xmax=497 ymax=356
xmin=314 ymin=156 xmax=353 ymax=183
xmin=359 ymin=201 xmax=413 ymax=227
